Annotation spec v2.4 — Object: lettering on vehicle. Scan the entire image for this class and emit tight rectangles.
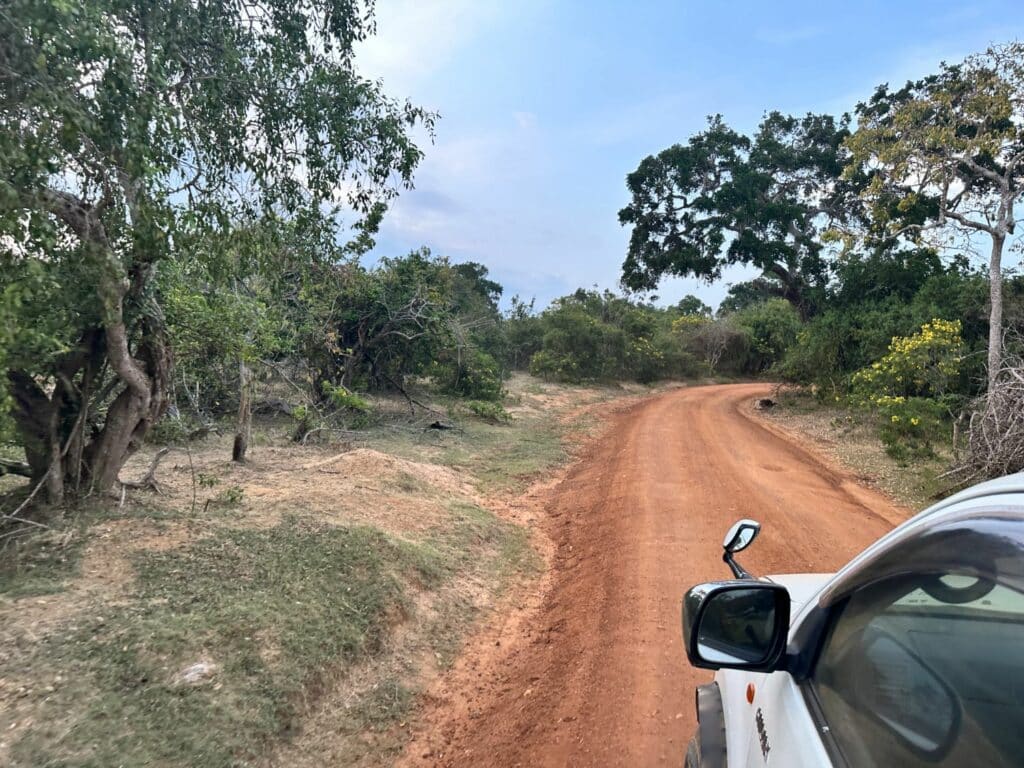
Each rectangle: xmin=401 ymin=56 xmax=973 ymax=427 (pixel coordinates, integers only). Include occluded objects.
xmin=755 ymin=707 xmax=771 ymax=761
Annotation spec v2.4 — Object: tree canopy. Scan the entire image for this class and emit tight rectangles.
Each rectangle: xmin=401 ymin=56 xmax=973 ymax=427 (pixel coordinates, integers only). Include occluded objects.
xmin=618 ymin=111 xmax=855 ymax=317
xmin=845 ymin=42 xmax=1024 ymax=380
xmin=0 ymin=0 xmax=432 ymax=502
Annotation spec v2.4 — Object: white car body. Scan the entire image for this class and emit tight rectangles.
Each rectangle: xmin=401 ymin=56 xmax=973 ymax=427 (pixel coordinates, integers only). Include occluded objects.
xmin=696 ymin=474 xmax=1024 ymax=767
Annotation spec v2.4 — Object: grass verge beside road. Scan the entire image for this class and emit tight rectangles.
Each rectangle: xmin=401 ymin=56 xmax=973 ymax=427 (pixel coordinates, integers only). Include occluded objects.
xmin=0 ymin=375 xmax=643 ymax=767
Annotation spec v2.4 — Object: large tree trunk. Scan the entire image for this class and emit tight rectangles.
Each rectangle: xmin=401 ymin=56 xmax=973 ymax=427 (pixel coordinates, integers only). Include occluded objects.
xmin=232 ymin=358 xmax=253 ymax=462
xmin=987 ymin=233 xmax=1005 ymax=387
xmin=8 ymin=324 xmax=170 ymax=506
xmin=10 ymin=189 xmax=171 ymax=507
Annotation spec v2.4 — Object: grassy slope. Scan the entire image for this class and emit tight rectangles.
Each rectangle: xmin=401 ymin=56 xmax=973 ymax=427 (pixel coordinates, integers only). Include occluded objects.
xmin=762 ymin=387 xmax=951 ymax=510
xmin=0 ymin=375 xmax=639 ymax=767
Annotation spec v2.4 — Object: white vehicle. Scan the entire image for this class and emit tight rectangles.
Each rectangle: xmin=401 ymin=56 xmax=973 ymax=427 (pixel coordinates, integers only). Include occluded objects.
xmin=681 ymin=475 xmax=1024 ymax=767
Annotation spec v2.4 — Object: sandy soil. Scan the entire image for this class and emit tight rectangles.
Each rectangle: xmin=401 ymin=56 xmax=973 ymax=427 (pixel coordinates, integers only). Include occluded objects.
xmin=399 ymin=383 xmax=909 ymax=767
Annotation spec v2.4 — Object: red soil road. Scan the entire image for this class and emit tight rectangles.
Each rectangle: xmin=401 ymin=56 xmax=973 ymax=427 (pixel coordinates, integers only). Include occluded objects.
xmin=402 ymin=383 xmax=908 ymax=767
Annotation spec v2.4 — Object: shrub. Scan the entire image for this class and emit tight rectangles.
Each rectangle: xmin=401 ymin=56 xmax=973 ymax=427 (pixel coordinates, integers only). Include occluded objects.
xmin=849 ymin=319 xmax=964 ymax=461
xmin=435 ymin=350 xmax=504 ymax=401
xmin=875 ymin=396 xmax=947 ymax=462
xmin=321 ymin=382 xmax=371 ymax=412
xmin=465 ymin=400 xmax=512 ymax=424
xmin=732 ymin=299 xmax=802 ymax=372
xmin=850 ymin=319 xmax=964 ymax=402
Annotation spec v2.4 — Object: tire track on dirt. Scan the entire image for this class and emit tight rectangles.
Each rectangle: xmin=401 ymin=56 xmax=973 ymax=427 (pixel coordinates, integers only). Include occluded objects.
xmin=400 ymin=383 xmax=908 ymax=767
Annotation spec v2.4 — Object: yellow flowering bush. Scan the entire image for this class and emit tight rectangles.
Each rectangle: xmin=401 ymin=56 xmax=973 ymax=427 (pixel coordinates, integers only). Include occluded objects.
xmin=850 ymin=319 xmax=963 ymax=462
xmin=850 ymin=319 xmax=964 ymax=402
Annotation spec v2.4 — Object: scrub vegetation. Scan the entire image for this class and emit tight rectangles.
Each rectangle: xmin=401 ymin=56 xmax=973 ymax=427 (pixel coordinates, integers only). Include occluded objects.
xmin=2 ymin=0 xmax=1024 ymax=761
xmin=620 ymin=42 xmax=1024 ymax=485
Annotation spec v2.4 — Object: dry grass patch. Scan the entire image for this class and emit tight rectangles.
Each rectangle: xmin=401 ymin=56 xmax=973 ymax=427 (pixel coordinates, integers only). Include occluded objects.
xmin=759 ymin=387 xmax=949 ymax=509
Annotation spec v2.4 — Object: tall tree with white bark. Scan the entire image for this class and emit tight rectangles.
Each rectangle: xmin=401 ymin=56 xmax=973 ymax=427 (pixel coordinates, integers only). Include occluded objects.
xmin=845 ymin=43 xmax=1024 ymax=385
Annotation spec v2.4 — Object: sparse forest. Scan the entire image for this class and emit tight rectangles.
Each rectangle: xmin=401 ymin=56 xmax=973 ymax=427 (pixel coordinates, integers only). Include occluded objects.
xmin=2 ymin=2 xmax=1024 ymax=763
xmin=621 ymin=42 xmax=1024 ymax=481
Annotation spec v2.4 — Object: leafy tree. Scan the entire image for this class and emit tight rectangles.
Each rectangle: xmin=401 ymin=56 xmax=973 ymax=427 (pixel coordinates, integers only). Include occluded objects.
xmin=296 ymin=250 xmax=453 ymax=394
xmin=675 ymin=294 xmax=712 ymax=317
xmin=619 ymin=112 xmax=855 ymax=317
xmin=0 ymin=0 xmax=431 ymax=503
xmin=529 ymin=290 xmax=700 ymax=382
xmin=846 ymin=43 xmax=1024 ymax=382
xmin=504 ymin=296 xmax=543 ymax=370
xmin=732 ymin=299 xmax=802 ymax=372
xmin=716 ymin=279 xmax=780 ymax=315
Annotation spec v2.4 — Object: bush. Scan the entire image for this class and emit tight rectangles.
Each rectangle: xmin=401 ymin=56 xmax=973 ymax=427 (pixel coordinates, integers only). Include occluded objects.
xmin=321 ymin=382 xmax=371 ymax=412
xmin=850 ymin=319 xmax=964 ymax=402
xmin=465 ymin=400 xmax=512 ymax=424
xmin=875 ymin=396 xmax=947 ymax=462
xmin=529 ymin=348 xmax=582 ymax=382
xmin=732 ymin=299 xmax=801 ymax=372
xmin=435 ymin=350 xmax=504 ymax=401
xmin=849 ymin=319 xmax=964 ymax=462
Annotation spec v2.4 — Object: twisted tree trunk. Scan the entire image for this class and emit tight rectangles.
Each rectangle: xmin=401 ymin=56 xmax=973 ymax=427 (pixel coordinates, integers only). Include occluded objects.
xmin=8 ymin=189 xmax=172 ymax=507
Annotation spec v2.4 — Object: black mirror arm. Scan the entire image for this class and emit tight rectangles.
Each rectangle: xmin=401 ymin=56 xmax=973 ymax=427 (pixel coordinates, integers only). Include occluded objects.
xmin=723 ymin=551 xmax=753 ymax=580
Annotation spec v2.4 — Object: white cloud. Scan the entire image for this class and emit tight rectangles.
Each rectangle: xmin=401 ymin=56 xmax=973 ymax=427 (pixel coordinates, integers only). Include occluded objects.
xmin=356 ymin=0 xmax=504 ymax=98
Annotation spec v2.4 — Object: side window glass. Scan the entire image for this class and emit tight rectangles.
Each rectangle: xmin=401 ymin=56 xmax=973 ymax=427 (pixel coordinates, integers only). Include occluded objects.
xmin=812 ymin=573 xmax=1024 ymax=768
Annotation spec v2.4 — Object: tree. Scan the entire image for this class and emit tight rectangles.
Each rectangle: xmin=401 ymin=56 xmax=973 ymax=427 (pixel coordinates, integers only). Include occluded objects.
xmin=846 ymin=43 xmax=1024 ymax=383
xmin=675 ymin=294 xmax=712 ymax=317
xmin=0 ymin=0 xmax=432 ymax=504
xmin=731 ymin=299 xmax=801 ymax=371
xmin=619 ymin=112 xmax=854 ymax=318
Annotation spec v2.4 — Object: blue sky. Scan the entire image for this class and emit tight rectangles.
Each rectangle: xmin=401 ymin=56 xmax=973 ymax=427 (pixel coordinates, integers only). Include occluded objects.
xmin=357 ymin=0 xmax=1024 ymax=311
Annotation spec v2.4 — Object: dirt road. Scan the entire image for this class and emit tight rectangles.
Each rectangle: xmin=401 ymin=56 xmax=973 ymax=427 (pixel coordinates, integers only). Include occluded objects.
xmin=402 ymin=383 xmax=908 ymax=767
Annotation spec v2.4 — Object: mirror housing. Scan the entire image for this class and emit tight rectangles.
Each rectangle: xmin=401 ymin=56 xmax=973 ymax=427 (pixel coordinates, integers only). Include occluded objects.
xmin=850 ymin=630 xmax=961 ymax=760
xmin=682 ymin=581 xmax=790 ymax=671
xmin=722 ymin=519 xmax=760 ymax=553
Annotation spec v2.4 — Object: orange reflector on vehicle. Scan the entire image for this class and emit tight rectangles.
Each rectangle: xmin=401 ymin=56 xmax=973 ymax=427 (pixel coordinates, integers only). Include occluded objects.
xmin=746 ymin=683 xmax=755 ymax=704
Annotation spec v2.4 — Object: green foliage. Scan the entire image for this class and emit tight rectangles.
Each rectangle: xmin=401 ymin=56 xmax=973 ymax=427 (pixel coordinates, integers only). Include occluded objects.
xmin=619 ymin=112 xmax=855 ymax=316
xmin=503 ymin=296 xmax=544 ymax=370
xmin=0 ymin=0 xmax=432 ymax=500
xmin=162 ymin=258 xmax=287 ymax=416
xmin=876 ymin=397 xmax=948 ymax=463
xmin=436 ymin=350 xmax=504 ymax=401
xmin=465 ymin=400 xmax=513 ymax=424
xmin=780 ymin=255 xmax=989 ymax=395
xmin=846 ymin=44 xmax=1024 ymax=244
xmin=850 ymin=319 xmax=965 ymax=403
xmin=676 ymin=295 xmax=712 ymax=317
xmin=527 ymin=289 xmax=699 ymax=383
xmin=288 ymin=249 xmax=520 ymax=410
xmin=213 ymin=485 xmax=245 ymax=507
xmin=321 ymin=382 xmax=371 ymax=413
xmin=731 ymin=299 xmax=801 ymax=372
xmin=848 ymin=320 xmax=965 ymax=461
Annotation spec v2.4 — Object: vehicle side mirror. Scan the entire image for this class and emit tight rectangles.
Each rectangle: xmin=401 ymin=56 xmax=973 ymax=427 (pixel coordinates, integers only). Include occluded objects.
xmin=723 ymin=519 xmax=760 ymax=553
xmin=682 ymin=581 xmax=789 ymax=671
xmin=851 ymin=630 xmax=961 ymax=759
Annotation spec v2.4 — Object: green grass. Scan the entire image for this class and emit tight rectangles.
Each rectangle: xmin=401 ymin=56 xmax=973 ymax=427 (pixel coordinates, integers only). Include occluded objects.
xmin=0 ymin=527 xmax=85 ymax=598
xmin=368 ymin=416 xmax=566 ymax=495
xmin=8 ymin=504 xmax=537 ymax=767
xmin=9 ymin=519 xmax=434 ymax=767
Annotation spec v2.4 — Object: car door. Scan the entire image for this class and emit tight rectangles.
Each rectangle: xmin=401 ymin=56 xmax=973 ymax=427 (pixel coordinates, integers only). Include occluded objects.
xmin=803 ymin=569 xmax=1024 ymax=767
xmin=728 ymin=666 xmax=833 ymax=768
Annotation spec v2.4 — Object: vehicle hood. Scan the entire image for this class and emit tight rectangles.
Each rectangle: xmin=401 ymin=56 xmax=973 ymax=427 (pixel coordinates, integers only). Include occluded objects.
xmin=767 ymin=572 xmax=832 ymax=616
